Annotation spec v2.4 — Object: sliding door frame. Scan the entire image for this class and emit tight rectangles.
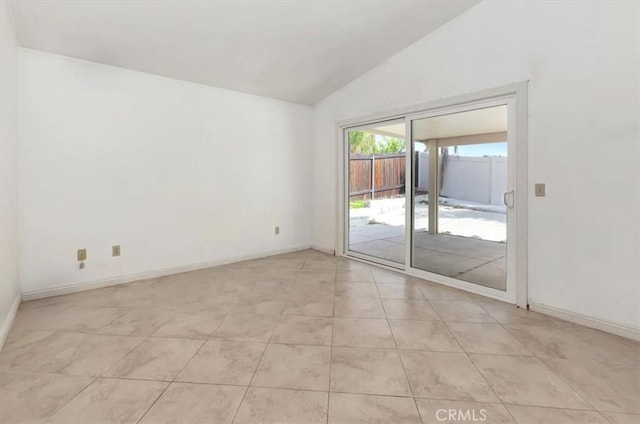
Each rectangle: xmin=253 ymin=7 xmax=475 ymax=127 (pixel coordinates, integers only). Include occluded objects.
xmin=341 ymin=118 xmax=407 ymax=269
xmin=336 ymin=81 xmax=528 ymax=307
xmin=406 ymin=96 xmax=517 ymax=303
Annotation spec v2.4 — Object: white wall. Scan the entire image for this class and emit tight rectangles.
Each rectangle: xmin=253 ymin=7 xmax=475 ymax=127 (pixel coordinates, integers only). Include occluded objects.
xmin=440 ymin=156 xmax=506 ymax=206
xmin=312 ymin=1 xmax=640 ymax=330
xmin=417 ymin=153 xmax=507 ymax=205
xmin=19 ymin=49 xmax=312 ymax=295
xmin=0 ymin=0 xmax=21 ymax=345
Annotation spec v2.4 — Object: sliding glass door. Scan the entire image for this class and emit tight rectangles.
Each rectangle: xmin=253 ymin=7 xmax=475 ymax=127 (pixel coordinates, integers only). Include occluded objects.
xmin=343 ymin=94 xmax=520 ymax=300
xmin=409 ymin=103 xmax=513 ymax=292
xmin=346 ymin=120 xmax=406 ymax=266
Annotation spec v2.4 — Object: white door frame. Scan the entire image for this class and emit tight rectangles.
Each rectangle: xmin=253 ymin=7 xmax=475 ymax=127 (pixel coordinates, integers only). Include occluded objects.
xmin=341 ymin=118 xmax=407 ymax=269
xmin=406 ymin=96 xmax=518 ymax=305
xmin=336 ymin=81 xmax=528 ymax=307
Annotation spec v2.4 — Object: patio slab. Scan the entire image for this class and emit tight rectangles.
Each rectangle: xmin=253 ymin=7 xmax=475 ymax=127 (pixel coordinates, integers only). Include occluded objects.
xmin=349 ymin=227 xmax=506 ymax=291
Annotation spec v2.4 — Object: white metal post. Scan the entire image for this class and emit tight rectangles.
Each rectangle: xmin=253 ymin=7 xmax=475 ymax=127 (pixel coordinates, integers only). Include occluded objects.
xmin=428 ymin=140 xmax=438 ymax=234
xmin=371 ymin=154 xmax=375 ymax=201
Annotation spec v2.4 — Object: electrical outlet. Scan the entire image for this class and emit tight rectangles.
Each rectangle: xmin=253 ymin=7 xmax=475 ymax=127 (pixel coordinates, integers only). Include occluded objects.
xmin=535 ymin=183 xmax=546 ymax=197
xmin=112 ymin=245 xmax=121 ymax=256
xmin=275 ymin=226 xmax=280 ymax=235
xmin=77 ymin=248 xmax=87 ymax=261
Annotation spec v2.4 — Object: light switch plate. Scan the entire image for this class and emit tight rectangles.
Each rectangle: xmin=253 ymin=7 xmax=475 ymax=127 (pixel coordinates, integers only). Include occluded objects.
xmin=112 ymin=245 xmax=121 ymax=256
xmin=535 ymin=183 xmax=546 ymax=197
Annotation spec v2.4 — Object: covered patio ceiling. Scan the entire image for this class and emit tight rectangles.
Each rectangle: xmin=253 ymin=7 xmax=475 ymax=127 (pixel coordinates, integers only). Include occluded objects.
xmin=370 ymin=105 xmax=508 ymax=144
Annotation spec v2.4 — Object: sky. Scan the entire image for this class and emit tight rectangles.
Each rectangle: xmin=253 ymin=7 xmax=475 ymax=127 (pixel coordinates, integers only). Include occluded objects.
xmin=451 ymin=142 xmax=507 ymax=157
xmin=413 ymin=141 xmax=507 ymax=157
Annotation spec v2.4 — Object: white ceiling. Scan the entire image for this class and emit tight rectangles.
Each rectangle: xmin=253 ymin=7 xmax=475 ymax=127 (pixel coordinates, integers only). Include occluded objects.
xmin=413 ymin=105 xmax=507 ymax=140
xmin=373 ymin=105 xmax=507 ymax=140
xmin=7 ymin=0 xmax=479 ymax=105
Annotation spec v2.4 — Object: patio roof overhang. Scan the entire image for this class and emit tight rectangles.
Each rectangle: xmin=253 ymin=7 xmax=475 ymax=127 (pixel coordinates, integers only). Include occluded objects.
xmin=369 ymin=105 xmax=508 ymax=144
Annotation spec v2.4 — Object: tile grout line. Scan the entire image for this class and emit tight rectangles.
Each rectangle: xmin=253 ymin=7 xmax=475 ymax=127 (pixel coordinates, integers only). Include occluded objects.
xmin=99 ymin=334 xmax=149 ymax=378
xmin=325 ymin=266 xmax=337 ymax=424
xmin=134 ymin=381 xmax=171 ymax=424
xmin=376 ymin=278 xmax=425 ymax=422
xmin=441 ymin=317 xmax=511 ymax=415
xmin=170 ymin=337 xmax=209 ymax=383
xmin=229 ymin=309 xmax=282 ymax=424
xmin=45 ymin=376 xmax=99 ymax=419
xmin=599 ymin=412 xmax=618 ymax=424
xmin=478 ymin=303 xmax=600 ymax=419
xmin=427 ymin=297 xmax=516 ymax=421
xmin=227 ymin=350 xmax=266 ymax=424
xmin=134 ymin=337 xmax=207 ymax=424
xmin=497 ymin=318 xmax=602 ymax=414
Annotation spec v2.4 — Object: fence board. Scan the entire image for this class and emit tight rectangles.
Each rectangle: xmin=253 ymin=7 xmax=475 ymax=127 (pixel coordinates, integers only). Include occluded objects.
xmin=349 ymin=153 xmax=406 ymax=200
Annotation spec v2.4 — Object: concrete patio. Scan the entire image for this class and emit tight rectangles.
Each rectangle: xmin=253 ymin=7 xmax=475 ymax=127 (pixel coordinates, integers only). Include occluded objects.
xmin=349 ymin=199 xmax=507 ymax=290
xmin=349 ymin=223 xmax=506 ymax=291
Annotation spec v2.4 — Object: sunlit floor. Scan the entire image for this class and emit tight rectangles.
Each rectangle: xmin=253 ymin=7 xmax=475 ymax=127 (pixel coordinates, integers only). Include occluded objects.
xmin=1 ymin=249 xmax=638 ymax=424
xmin=350 ymin=225 xmax=506 ymax=290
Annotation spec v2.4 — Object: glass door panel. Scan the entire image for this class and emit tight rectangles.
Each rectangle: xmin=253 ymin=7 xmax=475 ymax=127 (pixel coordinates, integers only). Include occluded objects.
xmin=347 ymin=121 xmax=406 ymax=265
xmin=411 ymin=105 xmax=508 ymax=290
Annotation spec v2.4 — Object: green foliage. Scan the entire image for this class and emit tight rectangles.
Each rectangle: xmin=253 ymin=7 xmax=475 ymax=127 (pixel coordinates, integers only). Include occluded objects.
xmin=349 ymin=131 xmax=405 ymax=154
xmin=379 ymin=137 xmax=404 ymax=153
xmin=349 ymin=199 xmax=368 ymax=209
xmin=348 ymin=131 xmax=376 ymax=154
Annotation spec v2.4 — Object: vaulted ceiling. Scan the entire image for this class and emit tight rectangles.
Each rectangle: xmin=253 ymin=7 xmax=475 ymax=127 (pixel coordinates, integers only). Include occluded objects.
xmin=7 ymin=0 xmax=479 ymax=105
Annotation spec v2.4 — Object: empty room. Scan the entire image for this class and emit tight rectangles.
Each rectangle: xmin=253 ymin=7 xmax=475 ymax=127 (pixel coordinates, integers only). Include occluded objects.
xmin=0 ymin=1 xmax=638 ymax=423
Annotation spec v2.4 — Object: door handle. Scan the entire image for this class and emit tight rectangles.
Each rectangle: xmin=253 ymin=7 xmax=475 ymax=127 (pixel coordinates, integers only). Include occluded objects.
xmin=503 ymin=190 xmax=515 ymax=209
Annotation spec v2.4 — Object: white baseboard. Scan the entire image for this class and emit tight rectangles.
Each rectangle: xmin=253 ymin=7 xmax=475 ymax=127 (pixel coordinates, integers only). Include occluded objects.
xmin=529 ymin=301 xmax=640 ymax=342
xmin=0 ymin=293 xmax=21 ymax=352
xmin=22 ymin=245 xmax=311 ymax=302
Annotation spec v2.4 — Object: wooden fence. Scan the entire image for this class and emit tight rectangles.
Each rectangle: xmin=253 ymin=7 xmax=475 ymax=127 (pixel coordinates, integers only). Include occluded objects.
xmin=349 ymin=153 xmax=406 ymax=200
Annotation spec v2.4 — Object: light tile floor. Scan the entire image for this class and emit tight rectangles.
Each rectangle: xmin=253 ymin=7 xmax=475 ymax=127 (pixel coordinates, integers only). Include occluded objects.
xmin=0 ymin=249 xmax=638 ymax=424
